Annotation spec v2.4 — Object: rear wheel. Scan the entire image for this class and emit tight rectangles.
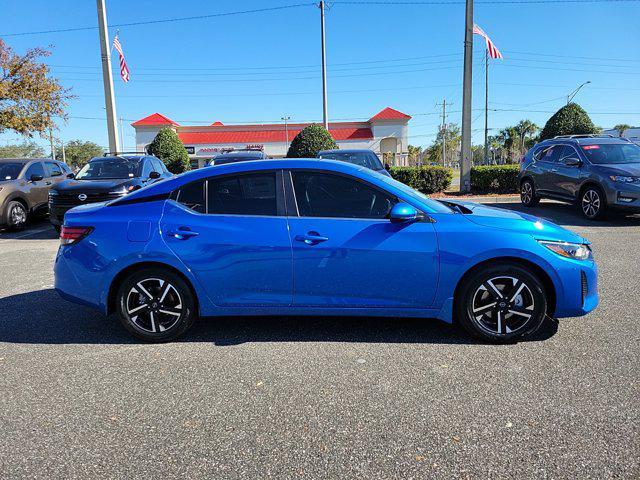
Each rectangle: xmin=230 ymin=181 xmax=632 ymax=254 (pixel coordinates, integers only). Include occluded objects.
xmin=520 ymin=179 xmax=539 ymax=207
xmin=580 ymin=185 xmax=606 ymax=220
xmin=116 ymin=268 xmax=197 ymax=342
xmin=455 ymin=263 xmax=548 ymax=342
xmin=5 ymin=200 xmax=28 ymax=230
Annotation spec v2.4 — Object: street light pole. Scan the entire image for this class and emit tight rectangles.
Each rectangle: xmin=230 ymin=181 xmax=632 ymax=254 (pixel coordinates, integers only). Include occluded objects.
xmin=319 ymin=1 xmax=329 ymax=130
xmin=460 ymin=0 xmax=474 ymax=192
xmin=281 ymin=116 xmax=291 ymax=155
xmin=96 ymin=0 xmax=120 ymax=155
xmin=567 ymin=81 xmax=591 ymax=105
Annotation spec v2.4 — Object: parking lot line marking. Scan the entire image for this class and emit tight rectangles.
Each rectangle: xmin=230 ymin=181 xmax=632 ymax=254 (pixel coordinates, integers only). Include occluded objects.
xmin=0 ymin=227 xmax=54 ymax=241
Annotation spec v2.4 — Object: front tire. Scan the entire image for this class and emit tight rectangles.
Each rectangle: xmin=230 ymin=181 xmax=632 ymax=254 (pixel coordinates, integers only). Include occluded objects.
xmin=455 ymin=263 xmax=548 ymax=343
xmin=580 ymin=185 xmax=606 ymax=220
xmin=5 ymin=200 xmax=28 ymax=230
xmin=520 ymin=179 xmax=539 ymax=207
xmin=116 ymin=267 xmax=197 ymax=342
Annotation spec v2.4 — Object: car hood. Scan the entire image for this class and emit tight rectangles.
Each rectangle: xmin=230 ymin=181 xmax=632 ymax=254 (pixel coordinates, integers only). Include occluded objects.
xmin=591 ymin=162 xmax=640 ymax=177
xmin=52 ymin=178 xmax=138 ymax=193
xmin=449 ymin=201 xmax=587 ymax=244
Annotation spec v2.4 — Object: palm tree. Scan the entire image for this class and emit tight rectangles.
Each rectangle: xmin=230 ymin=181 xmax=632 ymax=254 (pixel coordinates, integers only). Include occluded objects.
xmin=613 ymin=124 xmax=632 ymax=137
xmin=515 ymin=120 xmax=539 ymax=154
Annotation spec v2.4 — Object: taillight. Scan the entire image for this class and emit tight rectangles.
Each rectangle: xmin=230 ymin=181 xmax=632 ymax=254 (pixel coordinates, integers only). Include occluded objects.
xmin=60 ymin=226 xmax=93 ymax=245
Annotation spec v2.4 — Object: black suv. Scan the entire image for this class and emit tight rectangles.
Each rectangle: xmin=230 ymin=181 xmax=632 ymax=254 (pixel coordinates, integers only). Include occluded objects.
xmin=49 ymin=155 xmax=173 ymax=230
xmin=519 ymin=135 xmax=640 ymax=219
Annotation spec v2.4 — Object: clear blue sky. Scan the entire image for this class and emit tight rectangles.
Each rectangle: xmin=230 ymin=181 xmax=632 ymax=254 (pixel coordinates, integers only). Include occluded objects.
xmin=2 ymin=0 xmax=639 ymax=151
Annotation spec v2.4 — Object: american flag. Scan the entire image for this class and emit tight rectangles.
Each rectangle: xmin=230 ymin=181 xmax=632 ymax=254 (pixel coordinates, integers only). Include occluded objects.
xmin=112 ymin=34 xmax=130 ymax=82
xmin=473 ymin=24 xmax=503 ymax=60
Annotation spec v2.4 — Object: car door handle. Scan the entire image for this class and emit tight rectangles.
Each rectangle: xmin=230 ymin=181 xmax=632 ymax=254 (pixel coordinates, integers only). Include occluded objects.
xmin=550 ymin=168 xmax=558 ymax=172
xmin=45 ymin=181 xmax=52 ymax=185
xmin=165 ymin=227 xmax=199 ymax=240
xmin=295 ymin=232 xmax=329 ymax=245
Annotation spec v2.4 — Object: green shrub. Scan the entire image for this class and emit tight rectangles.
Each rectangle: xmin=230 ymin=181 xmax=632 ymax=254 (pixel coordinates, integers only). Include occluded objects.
xmin=389 ymin=166 xmax=453 ymax=194
xmin=470 ymin=165 xmax=520 ymax=194
xmin=147 ymin=127 xmax=191 ymax=174
xmin=286 ymin=124 xmax=338 ymax=158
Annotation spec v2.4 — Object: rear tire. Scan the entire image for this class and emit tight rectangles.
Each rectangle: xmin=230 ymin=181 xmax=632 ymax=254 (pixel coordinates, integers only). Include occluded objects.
xmin=116 ymin=267 xmax=197 ymax=342
xmin=5 ymin=200 xmax=28 ymax=230
xmin=520 ymin=179 xmax=540 ymax=207
xmin=580 ymin=185 xmax=607 ymax=220
xmin=455 ymin=263 xmax=548 ymax=343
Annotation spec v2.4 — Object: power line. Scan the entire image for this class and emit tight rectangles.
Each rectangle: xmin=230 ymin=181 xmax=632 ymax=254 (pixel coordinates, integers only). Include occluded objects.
xmin=333 ymin=0 xmax=639 ymax=4
xmin=0 ymin=3 xmax=316 ymax=37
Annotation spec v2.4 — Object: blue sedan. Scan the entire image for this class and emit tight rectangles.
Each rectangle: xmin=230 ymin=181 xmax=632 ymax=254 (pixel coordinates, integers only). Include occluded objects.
xmin=54 ymin=159 xmax=598 ymax=342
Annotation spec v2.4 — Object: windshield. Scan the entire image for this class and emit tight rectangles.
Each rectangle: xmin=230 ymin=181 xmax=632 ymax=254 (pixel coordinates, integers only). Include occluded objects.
xmin=376 ymin=173 xmax=453 ymax=213
xmin=581 ymin=143 xmax=640 ymax=165
xmin=76 ymin=158 xmax=140 ymax=180
xmin=319 ymin=152 xmax=384 ymax=170
xmin=0 ymin=162 xmax=24 ymax=181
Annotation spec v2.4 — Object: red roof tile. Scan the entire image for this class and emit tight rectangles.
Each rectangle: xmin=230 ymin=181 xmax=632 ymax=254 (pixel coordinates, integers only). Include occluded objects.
xmin=369 ymin=107 xmax=411 ymax=121
xmin=131 ymin=113 xmax=179 ymax=127
xmin=178 ymin=127 xmax=373 ymax=145
xmin=210 ymin=121 xmax=224 ymax=126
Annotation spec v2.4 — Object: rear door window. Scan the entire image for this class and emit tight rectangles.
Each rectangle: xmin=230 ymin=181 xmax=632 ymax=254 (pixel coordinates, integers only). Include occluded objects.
xmin=175 ymin=180 xmax=206 ymax=213
xmin=535 ymin=145 xmax=563 ymax=163
xmin=24 ymin=162 xmax=45 ymax=179
xmin=44 ymin=161 xmax=63 ymax=177
xmin=208 ymin=173 xmax=277 ymax=216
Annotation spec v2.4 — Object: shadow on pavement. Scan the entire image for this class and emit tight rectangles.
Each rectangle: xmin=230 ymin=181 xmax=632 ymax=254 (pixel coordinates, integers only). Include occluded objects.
xmin=0 ymin=219 xmax=58 ymax=240
xmin=0 ymin=289 xmax=557 ymax=346
xmin=491 ymin=201 xmax=640 ymax=228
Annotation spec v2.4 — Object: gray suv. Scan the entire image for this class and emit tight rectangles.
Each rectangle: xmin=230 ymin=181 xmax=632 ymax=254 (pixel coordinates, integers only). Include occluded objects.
xmin=519 ymin=135 xmax=640 ymax=219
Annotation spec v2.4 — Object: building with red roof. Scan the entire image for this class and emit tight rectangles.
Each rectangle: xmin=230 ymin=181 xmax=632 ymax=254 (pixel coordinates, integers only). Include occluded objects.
xmin=132 ymin=108 xmax=411 ymax=168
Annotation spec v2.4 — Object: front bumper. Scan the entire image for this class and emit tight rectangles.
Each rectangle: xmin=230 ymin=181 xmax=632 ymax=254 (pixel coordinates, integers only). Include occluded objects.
xmin=553 ymin=258 xmax=599 ymax=318
xmin=604 ymin=182 xmax=640 ymax=212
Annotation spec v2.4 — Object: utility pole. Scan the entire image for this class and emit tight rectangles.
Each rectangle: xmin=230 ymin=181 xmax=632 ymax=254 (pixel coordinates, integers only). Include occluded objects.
xmin=436 ymin=99 xmax=450 ymax=166
xmin=319 ymin=1 xmax=329 ymax=130
xmin=119 ymin=116 xmax=125 ymax=153
xmin=49 ymin=126 xmax=56 ymax=159
xmin=460 ymin=0 xmax=474 ymax=192
xmin=61 ymin=139 xmax=66 ymax=163
xmin=281 ymin=116 xmax=291 ymax=154
xmin=484 ymin=49 xmax=489 ymax=165
xmin=96 ymin=0 xmax=120 ymax=154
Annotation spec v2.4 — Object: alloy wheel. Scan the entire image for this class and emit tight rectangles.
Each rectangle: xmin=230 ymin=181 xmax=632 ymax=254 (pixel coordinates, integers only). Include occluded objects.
xmin=521 ymin=182 xmax=533 ymax=204
xmin=10 ymin=203 xmax=27 ymax=226
xmin=470 ymin=276 xmax=535 ymax=336
xmin=582 ymin=189 xmax=601 ymax=218
xmin=124 ymin=277 xmax=183 ymax=333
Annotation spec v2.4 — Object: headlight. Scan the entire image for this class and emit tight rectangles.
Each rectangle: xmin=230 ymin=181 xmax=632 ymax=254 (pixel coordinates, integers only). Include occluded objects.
xmin=538 ymin=240 xmax=592 ymax=260
xmin=48 ymin=190 xmax=58 ymax=196
xmin=610 ymin=175 xmax=640 ymax=184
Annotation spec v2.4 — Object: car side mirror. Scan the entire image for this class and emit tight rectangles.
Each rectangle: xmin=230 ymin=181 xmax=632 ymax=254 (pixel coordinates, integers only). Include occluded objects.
xmin=389 ymin=202 xmax=419 ymax=223
xmin=30 ymin=174 xmax=44 ymax=182
xmin=149 ymin=171 xmax=161 ymax=179
xmin=563 ymin=157 xmax=581 ymax=167
xmin=66 ymin=173 xmax=75 ymax=179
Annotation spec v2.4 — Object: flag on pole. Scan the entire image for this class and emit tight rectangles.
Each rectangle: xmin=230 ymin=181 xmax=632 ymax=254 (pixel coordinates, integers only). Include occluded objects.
xmin=473 ymin=24 xmax=503 ymax=60
xmin=112 ymin=34 xmax=130 ymax=82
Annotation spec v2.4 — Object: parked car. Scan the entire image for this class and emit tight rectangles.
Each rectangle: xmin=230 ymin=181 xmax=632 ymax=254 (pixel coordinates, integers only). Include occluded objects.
xmin=49 ymin=155 xmax=172 ymax=231
xmin=519 ymin=135 xmax=640 ymax=219
xmin=209 ymin=150 xmax=268 ymax=166
xmin=317 ymin=149 xmax=392 ymax=177
xmin=0 ymin=158 xmax=72 ymax=230
xmin=55 ymin=159 xmax=598 ymax=343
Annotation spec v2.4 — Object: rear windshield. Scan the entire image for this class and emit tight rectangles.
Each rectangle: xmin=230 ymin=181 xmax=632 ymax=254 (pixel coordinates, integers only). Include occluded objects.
xmin=76 ymin=158 xmax=140 ymax=180
xmin=213 ymin=156 xmax=261 ymax=165
xmin=319 ymin=151 xmax=384 ymax=170
xmin=0 ymin=162 xmax=24 ymax=180
xmin=581 ymin=143 xmax=640 ymax=164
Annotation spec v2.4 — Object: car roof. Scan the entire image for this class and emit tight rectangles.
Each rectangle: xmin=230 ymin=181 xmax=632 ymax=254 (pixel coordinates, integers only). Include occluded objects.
xmin=539 ymin=137 xmax=632 ymax=146
xmin=214 ymin=151 xmax=264 ymax=158
xmin=0 ymin=158 xmax=48 ymax=163
xmin=318 ymin=149 xmax=374 ymax=154
xmin=90 ymin=155 xmax=146 ymax=162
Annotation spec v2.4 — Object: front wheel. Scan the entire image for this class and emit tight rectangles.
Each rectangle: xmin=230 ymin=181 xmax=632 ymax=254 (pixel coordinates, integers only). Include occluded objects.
xmin=455 ymin=263 xmax=548 ymax=343
xmin=116 ymin=268 xmax=197 ymax=342
xmin=5 ymin=200 xmax=28 ymax=230
xmin=580 ymin=186 xmax=606 ymax=220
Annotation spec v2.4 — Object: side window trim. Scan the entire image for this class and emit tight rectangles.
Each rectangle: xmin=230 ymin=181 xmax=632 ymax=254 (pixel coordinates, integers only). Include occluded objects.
xmin=285 ymin=169 xmax=401 ymax=220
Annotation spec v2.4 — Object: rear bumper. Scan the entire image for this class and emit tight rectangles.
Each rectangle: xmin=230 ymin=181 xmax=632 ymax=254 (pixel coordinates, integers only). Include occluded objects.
xmin=54 ymin=245 xmax=104 ymax=312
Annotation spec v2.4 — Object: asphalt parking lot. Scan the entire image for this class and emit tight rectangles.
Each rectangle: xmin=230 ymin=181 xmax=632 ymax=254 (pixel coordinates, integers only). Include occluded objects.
xmin=1 ymin=203 xmax=639 ymax=479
